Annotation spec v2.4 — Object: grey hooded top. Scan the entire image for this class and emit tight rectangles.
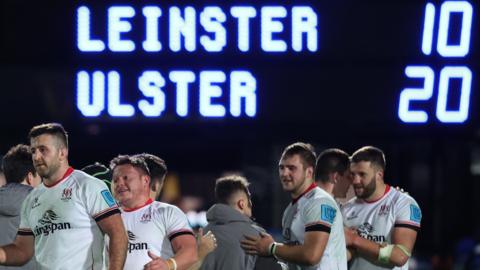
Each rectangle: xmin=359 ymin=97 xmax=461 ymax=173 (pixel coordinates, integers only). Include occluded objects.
xmin=0 ymin=183 xmax=37 ymax=270
xmin=200 ymin=204 xmax=282 ymax=270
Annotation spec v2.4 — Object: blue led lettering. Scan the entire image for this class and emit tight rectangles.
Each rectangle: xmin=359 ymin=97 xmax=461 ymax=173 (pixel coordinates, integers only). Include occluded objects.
xmin=398 ymin=66 xmax=434 ymax=123
xmin=107 ymin=71 xmax=135 ymax=117
xmin=108 ymin=6 xmax=136 ymax=52
xmin=77 ymin=6 xmax=105 ymax=52
xmin=169 ymin=7 xmax=196 ymax=52
xmin=138 ymin=71 xmax=166 ymax=117
xmin=76 ymin=71 xmax=105 ymax=117
xmin=200 ymin=7 xmax=227 ymax=52
xmin=199 ymin=71 xmax=226 ymax=117
xmin=436 ymin=66 xmax=472 ymax=123
xmin=230 ymin=6 xmax=256 ymax=52
xmin=292 ymin=6 xmax=318 ymax=52
xmin=261 ymin=7 xmax=287 ymax=52
xmin=230 ymin=71 xmax=257 ymax=117
xmin=421 ymin=3 xmax=435 ymax=56
xmin=142 ymin=6 xmax=162 ymax=52
xmin=437 ymin=1 xmax=473 ymax=57
xmin=169 ymin=71 xmax=196 ymax=117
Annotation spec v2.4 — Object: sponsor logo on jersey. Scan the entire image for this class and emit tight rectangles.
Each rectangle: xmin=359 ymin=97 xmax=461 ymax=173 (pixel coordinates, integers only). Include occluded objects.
xmin=378 ymin=204 xmax=391 ymax=216
xmin=33 ymin=210 xmax=72 ymax=236
xmin=127 ymin=231 xmax=148 ymax=253
xmin=357 ymin=222 xmax=385 ymax=243
xmin=61 ymin=188 xmax=72 ymax=201
xmin=101 ymin=190 xmax=116 ymax=207
xmin=410 ymin=204 xmax=422 ymax=223
xmin=320 ymin=204 xmax=336 ymax=224
xmin=31 ymin=197 xmax=41 ymax=209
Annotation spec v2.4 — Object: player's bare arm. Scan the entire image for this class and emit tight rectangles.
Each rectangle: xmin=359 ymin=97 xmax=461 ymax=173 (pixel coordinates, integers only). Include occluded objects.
xmin=97 ymin=213 xmax=128 ymax=270
xmin=0 ymin=234 xmax=35 ymax=266
xmin=163 ymin=233 xmax=198 ymax=270
xmin=346 ymin=226 xmax=417 ymax=267
xmin=241 ymin=231 xmax=329 ymax=266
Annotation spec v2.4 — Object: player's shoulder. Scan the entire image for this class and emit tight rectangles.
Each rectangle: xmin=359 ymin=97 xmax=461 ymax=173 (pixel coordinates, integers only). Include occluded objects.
xmin=150 ymin=201 xmax=184 ymax=215
xmin=303 ymin=187 xmax=338 ymax=210
xmin=389 ymin=186 xmax=420 ymax=207
xmin=71 ymin=169 xmax=109 ymax=188
xmin=341 ymin=196 xmax=361 ymax=209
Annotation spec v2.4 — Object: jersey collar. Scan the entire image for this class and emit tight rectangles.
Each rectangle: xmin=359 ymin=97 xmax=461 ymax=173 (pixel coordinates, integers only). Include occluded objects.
xmin=292 ymin=182 xmax=317 ymax=204
xmin=44 ymin=167 xmax=74 ymax=188
xmin=123 ymin=198 xmax=154 ymax=212
xmin=363 ymin=184 xmax=391 ymax=203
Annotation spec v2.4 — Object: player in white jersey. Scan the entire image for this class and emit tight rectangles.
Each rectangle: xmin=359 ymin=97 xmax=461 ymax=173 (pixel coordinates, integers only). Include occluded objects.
xmin=242 ymin=142 xmax=347 ymax=270
xmin=341 ymin=146 xmax=421 ymax=270
xmin=110 ymin=155 xmax=197 ymax=270
xmin=0 ymin=123 xmax=128 ymax=270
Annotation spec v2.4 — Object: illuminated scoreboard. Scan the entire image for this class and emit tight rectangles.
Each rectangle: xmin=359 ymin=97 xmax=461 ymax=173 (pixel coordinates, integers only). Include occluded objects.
xmin=75 ymin=5 xmax=318 ymax=118
xmin=0 ymin=1 xmax=478 ymax=129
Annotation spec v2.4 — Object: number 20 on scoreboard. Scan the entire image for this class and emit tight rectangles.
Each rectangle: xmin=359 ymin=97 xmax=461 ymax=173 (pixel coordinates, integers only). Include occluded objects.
xmin=398 ymin=1 xmax=473 ymax=124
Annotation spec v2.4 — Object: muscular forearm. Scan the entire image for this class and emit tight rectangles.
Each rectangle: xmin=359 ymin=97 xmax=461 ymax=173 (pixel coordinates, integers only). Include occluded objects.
xmin=173 ymin=247 xmax=198 ymax=270
xmin=108 ymin=232 xmax=128 ymax=270
xmin=352 ymin=235 xmax=410 ymax=267
xmin=0 ymin=245 xmax=31 ymax=266
xmin=275 ymin=244 xmax=323 ymax=266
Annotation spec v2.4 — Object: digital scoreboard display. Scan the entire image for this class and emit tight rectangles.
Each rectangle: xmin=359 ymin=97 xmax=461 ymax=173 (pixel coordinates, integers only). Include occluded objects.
xmin=1 ymin=1 xmax=479 ymax=130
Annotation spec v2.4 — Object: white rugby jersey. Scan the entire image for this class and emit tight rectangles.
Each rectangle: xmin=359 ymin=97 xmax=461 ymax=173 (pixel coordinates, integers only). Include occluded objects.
xmin=341 ymin=185 xmax=422 ymax=270
xmin=114 ymin=199 xmax=194 ymax=270
xmin=18 ymin=168 xmax=119 ymax=270
xmin=282 ymin=183 xmax=347 ymax=270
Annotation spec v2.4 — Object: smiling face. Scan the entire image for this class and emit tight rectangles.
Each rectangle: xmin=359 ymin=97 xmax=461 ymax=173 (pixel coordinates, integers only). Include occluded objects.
xmin=278 ymin=154 xmax=314 ymax=197
xmin=350 ymin=161 xmax=380 ymax=199
xmin=30 ymin=134 xmax=67 ymax=181
xmin=112 ymin=164 xmax=150 ymax=209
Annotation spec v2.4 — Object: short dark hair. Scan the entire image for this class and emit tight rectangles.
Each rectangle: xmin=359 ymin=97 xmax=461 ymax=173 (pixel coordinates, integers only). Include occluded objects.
xmin=315 ymin=148 xmax=350 ymax=183
xmin=110 ymin=155 xmax=150 ymax=176
xmin=2 ymin=144 xmax=37 ymax=184
xmin=280 ymin=142 xmax=316 ymax=169
xmin=133 ymin=153 xmax=167 ymax=189
xmin=28 ymin=123 xmax=69 ymax=149
xmin=215 ymin=175 xmax=250 ymax=205
xmin=351 ymin=146 xmax=386 ymax=171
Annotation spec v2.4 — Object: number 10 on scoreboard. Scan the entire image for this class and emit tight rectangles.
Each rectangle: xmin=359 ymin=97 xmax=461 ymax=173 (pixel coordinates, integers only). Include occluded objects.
xmin=398 ymin=1 xmax=473 ymax=123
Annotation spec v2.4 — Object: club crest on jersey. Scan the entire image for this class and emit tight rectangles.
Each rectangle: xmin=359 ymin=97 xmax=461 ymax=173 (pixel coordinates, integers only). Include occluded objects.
xmin=320 ymin=204 xmax=336 ymax=224
xmin=410 ymin=204 xmax=422 ymax=223
xmin=140 ymin=212 xmax=151 ymax=223
xmin=31 ymin=197 xmax=41 ymax=209
xmin=357 ymin=222 xmax=386 ymax=243
xmin=378 ymin=204 xmax=391 ymax=216
xmin=61 ymin=188 xmax=72 ymax=201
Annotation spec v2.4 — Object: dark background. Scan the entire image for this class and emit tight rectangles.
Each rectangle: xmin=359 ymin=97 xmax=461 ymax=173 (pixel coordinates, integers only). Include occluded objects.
xmin=1 ymin=0 xmax=479 ymax=267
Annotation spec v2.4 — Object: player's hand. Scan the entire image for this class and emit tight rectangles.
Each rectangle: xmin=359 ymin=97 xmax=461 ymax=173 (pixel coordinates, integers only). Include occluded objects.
xmin=197 ymin=228 xmax=217 ymax=258
xmin=344 ymin=227 xmax=358 ymax=247
xmin=144 ymin=251 xmax=169 ymax=270
xmin=240 ymin=232 xmax=274 ymax=256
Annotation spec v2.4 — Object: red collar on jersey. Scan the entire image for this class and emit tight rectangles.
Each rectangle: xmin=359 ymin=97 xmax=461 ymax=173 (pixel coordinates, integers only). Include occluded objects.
xmin=44 ymin=167 xmax=74 ymax=188
xmin=123 ymin=198 xmax=154 ymax=212
xmin=292 ymin=182 xmax=317 ymax=204
xmin=363 ymin=184 xmax=391 ymax=204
